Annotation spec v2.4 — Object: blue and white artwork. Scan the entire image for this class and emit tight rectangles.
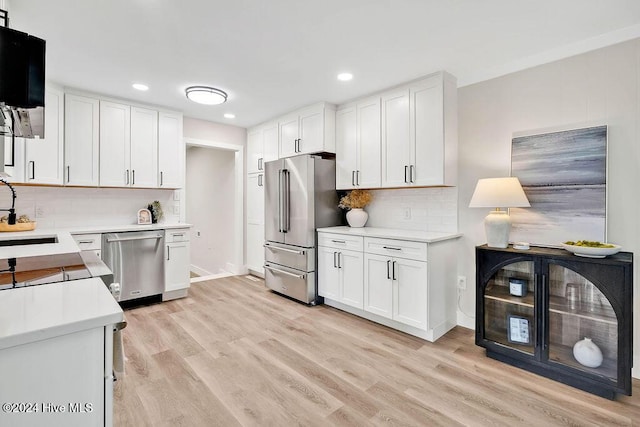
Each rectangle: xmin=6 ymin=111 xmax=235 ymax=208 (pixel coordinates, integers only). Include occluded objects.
xmin=510 ymin=125 xmax=607 ymax=246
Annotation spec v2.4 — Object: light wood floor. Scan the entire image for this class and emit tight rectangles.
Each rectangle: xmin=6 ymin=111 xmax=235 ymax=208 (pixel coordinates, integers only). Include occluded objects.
xmin=114 ymin=275 xmax=640 ymax=426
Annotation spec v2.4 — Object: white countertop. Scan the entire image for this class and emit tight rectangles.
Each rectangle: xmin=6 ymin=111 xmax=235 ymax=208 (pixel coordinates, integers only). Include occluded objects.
xmin=53 ymin=222 xmax=193 ymax=235
xmin=317 ymin=226 xmax=462 ymax=243
xmin=0 ymin=278 xmax=124 ymax=351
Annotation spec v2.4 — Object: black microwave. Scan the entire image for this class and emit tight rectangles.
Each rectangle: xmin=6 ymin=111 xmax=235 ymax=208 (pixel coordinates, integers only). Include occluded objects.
xmin=0 ymin=25 xmax=45 ymax=108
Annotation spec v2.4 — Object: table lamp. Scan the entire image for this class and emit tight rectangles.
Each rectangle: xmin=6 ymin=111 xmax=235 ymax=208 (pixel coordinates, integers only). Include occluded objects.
xmin=469 ymin=177 xmax=530 ymax=248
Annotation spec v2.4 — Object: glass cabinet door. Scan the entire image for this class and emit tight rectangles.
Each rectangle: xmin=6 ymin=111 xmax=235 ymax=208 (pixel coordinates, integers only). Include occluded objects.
xmin=547 ymin=264 xmax=618 ymax=381
xmin=484 ymin=261 xmax=536 ymax=355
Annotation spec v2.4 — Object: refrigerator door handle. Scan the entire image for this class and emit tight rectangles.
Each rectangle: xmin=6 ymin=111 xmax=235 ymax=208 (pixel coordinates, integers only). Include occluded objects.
xmin=282 ymin=169 xmax=290 ymax=232
xmin=264 ymin=265 xmax=305 ymax=279
xmin=278 ymin=169 xmax=283 ymax=232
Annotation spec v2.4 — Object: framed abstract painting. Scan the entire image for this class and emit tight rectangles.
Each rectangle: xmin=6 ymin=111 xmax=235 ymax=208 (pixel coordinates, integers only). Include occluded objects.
xmin=510 ymin=125 xmax=607 ymax=246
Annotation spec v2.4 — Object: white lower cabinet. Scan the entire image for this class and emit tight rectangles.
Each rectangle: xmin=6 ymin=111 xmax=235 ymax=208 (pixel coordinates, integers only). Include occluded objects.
xmin=0 ymin=326 xmax=112 ymax=427
xmin=163 ymin=228 xmax=190 ymax=300
xmin=246 ymin=172 xmax=265 ymax=275
xmin=318 ymin=229 xmax=458 ymax=342
xmin=318 ymin=244 xmax=364 ymax=309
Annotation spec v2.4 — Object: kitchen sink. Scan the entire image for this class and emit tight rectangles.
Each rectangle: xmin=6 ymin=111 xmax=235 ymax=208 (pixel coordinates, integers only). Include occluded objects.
xmin=0 ymin=237 xmax=57 ymax=247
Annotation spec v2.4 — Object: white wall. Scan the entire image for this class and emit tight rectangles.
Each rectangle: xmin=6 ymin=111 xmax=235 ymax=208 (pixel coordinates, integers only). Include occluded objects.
xmin=186 ymin=146 xmax=236 ymax=275
xmin=457 ymin=38 xmax=640 ymax=376
xmin=6 ymin=186 xmax=179 ymax=228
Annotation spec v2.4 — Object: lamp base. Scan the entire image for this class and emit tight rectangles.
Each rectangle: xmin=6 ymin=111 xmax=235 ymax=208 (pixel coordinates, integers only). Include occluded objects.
xmin=485 ymin=210 xmax=511 ymax=248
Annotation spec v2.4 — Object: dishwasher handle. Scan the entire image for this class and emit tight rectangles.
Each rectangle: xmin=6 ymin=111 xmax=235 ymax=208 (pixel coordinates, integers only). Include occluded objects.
xmin=106 ymin=234 xmax=163 ymax=243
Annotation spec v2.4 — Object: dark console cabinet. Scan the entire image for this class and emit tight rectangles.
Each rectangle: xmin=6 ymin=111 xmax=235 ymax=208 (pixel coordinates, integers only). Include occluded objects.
xmin=476 ymin=245 xmax=633 ymax=399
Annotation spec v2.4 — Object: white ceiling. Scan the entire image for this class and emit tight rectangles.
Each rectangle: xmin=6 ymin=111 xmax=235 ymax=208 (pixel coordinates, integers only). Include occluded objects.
xmin=7 ymin=0 xmax=640 ymax=128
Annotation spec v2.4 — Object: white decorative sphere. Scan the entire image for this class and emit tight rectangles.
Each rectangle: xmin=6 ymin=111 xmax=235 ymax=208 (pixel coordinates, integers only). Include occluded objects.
xmin=573 ymin=337 xmax=603 ymax=368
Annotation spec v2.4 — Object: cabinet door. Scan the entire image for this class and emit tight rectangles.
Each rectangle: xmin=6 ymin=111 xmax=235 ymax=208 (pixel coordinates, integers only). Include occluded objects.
xmin=247 ymin=128 xmax=263 ymax=174
xmin=298 ymin=105 xmax=324 ymax=155
xmin=335 ymin=106 xmax=357 ymax=190
xmin=246 ymin=223 xmax=264 ymax=274
xmin=246 ymin=173 xmax=264 ymax=225
xmin=411 ymin=78 xmax=444 ymax=186
xmin=262 ymin=121 xmax=279 ymax=163
xmin=64 ymin=94 xmax=100 ymax=186
xmin=357 ymin=97 xmax=381 ymax=188
xmin=165 ymin=241 xmax=190 ymax=292
xmin=130 ymin=107 xmax=158 ymax=188
xmin=99 ymin=101 xmax=131 ymax=187
xmin=393 ymin=258 xmax=428 ymax=329
xmin=318 ymin=246 xmax=340 ymax=300
xmin=364 ymin=253 xmax=393 ymax=319
xmin=340 ymin=249 xmax=364 ymax=309
xmin=279 ymin=114 xmax=299 ymax=158
xmin=480 ymin=258 xmax=537 ymax=356
xmin=381 ymin=89 xmax=411 ymax=187
xmin=546 ymin=262 xmax=620 ymax=383
xmin=158 ymin=112 xmax=183 ymax=188
xmin=25 ymin=87 xmax=64 ymax=185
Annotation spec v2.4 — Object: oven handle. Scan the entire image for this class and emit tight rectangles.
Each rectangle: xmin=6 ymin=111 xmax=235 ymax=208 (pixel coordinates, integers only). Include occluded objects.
xmin=264 ymin=265 xmax=305 ymax=279
xmin=106 ymin=235 xmax=163 ymax=243
xmin=263 ymin=243 xmax=305 ymax=255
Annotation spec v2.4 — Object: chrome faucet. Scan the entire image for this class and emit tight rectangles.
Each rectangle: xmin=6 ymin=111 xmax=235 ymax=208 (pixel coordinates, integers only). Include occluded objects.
xmin=0 ymin=177 xmax=16 ymax=225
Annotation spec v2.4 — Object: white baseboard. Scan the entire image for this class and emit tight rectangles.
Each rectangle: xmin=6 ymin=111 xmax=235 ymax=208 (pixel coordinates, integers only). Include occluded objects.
xmin=634 ymin=356 xmax=640 ymax=379
xmin=190 ymin=264 xmax=213 ymax=277
xmin=191 ymin=272 xmax=234 ymax=283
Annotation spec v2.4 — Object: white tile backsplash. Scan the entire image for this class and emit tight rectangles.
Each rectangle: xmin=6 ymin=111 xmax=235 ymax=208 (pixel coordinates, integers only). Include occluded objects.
xmin=3 ymin=186 xmax=179 ymax=228
xmin=364 ymin=187 xmax=458 ymax=233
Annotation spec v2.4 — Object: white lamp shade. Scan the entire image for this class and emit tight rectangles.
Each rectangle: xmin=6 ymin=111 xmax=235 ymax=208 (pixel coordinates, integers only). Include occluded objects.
xmin=468 ymin=177 xmax=530 ymax=208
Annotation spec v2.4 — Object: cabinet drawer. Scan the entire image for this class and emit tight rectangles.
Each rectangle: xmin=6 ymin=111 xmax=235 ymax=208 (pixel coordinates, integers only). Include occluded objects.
xmin=364 ymin=237 xmax=427 ymax=261
xmin=166 ymin=228 xmax=190 ymax=242
xmin=72 ymin=233 xmax=102 ymax=251
xmin=318 ymin=232 xmax=363 ymax=251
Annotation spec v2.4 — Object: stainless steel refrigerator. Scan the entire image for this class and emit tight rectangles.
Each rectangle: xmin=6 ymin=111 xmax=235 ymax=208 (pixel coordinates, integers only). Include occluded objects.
xmin=264 ymin=154 xmax=341 ymax=304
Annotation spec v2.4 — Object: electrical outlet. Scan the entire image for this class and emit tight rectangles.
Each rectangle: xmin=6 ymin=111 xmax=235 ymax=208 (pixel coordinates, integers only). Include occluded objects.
xmin=173 ymin=205 xmax=180 ymax=215
xmin=173 ymin=191 xmax=180 ymax=201
xmin=35 ymin=207 xmax=45 ymax=218
xmin=403 ymin=207 xmax=411 ymax=220
xmin=457 ymin=275 xmax=467 ymax=290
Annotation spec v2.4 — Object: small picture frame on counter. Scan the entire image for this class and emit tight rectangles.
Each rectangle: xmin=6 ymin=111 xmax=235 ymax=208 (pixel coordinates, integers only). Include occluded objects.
xmin=509 ymin=278 xmax=528 ymax=297
xmin=507 ymin=314 xmax=532 ymax=345
xmin=137 ymin=208 xmax=152 ymax=225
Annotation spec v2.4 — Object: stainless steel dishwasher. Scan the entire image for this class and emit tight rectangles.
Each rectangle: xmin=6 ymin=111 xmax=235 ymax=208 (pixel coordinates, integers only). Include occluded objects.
xmin=102 ymin=230 xmax=165 ymax=302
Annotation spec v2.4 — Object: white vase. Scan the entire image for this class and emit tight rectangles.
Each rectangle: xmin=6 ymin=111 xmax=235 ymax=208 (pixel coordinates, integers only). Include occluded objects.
xmin=573 ymin=337 xmax=603 ymax=368
xmin=346 ymin=208 xmax=368 ymax=228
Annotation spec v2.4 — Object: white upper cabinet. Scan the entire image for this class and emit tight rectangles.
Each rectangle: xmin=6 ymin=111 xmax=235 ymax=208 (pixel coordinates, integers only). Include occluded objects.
xmin=336 ymin=97 xmax=381 ymax=189
xmin=25 ymin=86 xmax=64 ymax=185
xmin=247 ymin=121 xmax=278 ymax=174
xmin=278 ymin=102 xmax=335 ymax=158
xmin=130 ymin=107 xmax=158 ymax=188
xmin=99 ymin=101 xmax=131 ymax=187
xmin=158 ymin=111 xmax=183 ymax=189
xmin=64 ymin=94 xmax=100 ymax=186
xmin=381 ymin=72 xmax=457 ymax=187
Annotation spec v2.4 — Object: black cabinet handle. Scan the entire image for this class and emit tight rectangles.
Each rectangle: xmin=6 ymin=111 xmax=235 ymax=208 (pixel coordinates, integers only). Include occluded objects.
xmin=132 ymin=170 xmax=136 ymax=185
xmin=387 ymin=260 xmax=391 ymax=279
xmin=67 ymin=166 xmax=70 ymax=183
xmin=160 ymin=171 xmax=164 ymax=186
xmin=410 ymin=165 xmax=415 ymax=183
xmin=383 ymin=246 xmax=401 ymax=251
xmin=338 ymin=252 xmax=342 ymax=269
xmin=392 ymin=261 xmax=397 ymax=280
xmin=356 ymin=170 xmax=360 ymax=186
xmin=404 ymin=165 xmax=409 ymax=183
xmin=352 ymin=171 xmax=356 ymax=186
xmin=333 ymin=251 xmax=337 ymax=268
xmin=29 ymin=160 xmax=35 ymax=180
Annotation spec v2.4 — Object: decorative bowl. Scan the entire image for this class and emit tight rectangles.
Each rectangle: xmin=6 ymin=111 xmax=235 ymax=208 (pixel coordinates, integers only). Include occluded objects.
xmin=561 ymin=243 xmax=621 ymax=258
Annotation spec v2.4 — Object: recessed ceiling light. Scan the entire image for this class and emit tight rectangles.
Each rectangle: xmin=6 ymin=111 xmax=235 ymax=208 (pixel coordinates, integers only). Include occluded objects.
xmin=185 ymin=86 xmax=228 ymax=105
xmin=224 ymin=113 xmax=236 ymax=119
xmin=337 ymin=72 xmax=353 ymax=81
xmin=132 ymin=83 xmax=149 ymax=91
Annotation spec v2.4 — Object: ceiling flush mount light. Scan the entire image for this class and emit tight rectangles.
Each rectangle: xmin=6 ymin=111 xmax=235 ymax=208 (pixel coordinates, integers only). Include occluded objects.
xmin=185 ymin=86 xmax=228 ymax=105
xmin=132 ymin=83 xmax=149 ymax=91
xmin=337 ymin=72 xmax=353 ymax=81
xmin=469 ymin=177 xmax=530 ymax=248
xmin=224 ymin=113 xmax=235 ymax=119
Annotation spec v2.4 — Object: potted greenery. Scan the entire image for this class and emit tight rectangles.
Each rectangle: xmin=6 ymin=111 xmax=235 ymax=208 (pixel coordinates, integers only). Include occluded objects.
xmin=338 ymin=189 xmax=373 ymax=227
